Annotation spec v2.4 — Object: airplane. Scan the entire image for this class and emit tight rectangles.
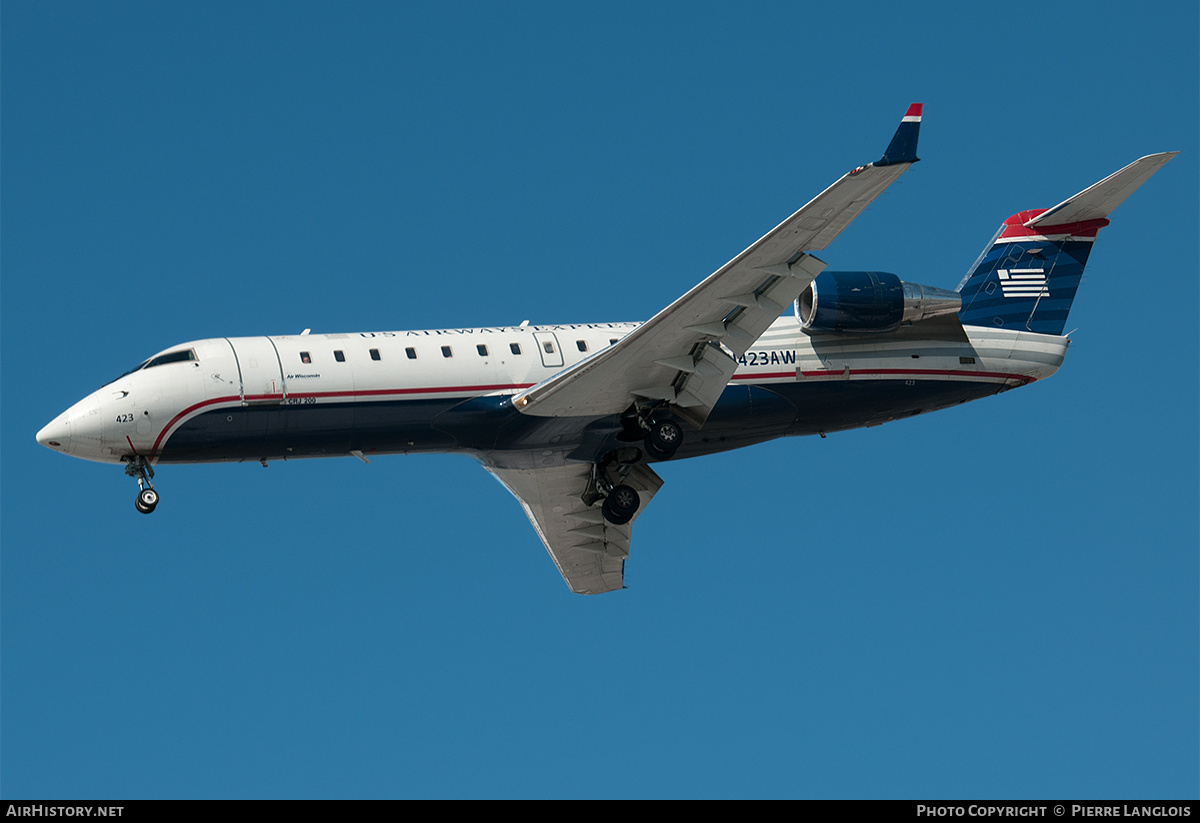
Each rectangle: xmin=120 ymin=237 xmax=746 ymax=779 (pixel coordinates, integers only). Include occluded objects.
xmin=35 ymin=104 xmax=1176 ymax=594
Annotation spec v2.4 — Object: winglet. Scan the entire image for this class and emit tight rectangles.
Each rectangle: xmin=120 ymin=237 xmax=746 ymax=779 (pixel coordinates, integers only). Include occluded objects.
xmin=877 ymin=103 xmax=922 ymax=166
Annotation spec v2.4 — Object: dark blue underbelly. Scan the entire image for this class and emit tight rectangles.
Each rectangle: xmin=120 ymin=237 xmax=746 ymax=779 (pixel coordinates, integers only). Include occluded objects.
xmin=158 ymin=378 xmax=1003 ymax=464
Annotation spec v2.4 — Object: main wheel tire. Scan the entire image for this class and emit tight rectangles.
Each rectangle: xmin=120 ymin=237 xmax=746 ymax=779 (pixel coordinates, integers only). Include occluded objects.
xmin=602 ymin=484 xmax=640 ymax=525
xmin=646 ymin=419 xmax=683 ymax=459
xmin=137 ymin=488 xmax=159 ymax=514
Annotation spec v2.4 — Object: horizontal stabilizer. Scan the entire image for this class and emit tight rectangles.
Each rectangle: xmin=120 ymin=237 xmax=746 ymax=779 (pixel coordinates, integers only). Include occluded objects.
xmin=1026 ymin=152 xmax=1178 ymax=228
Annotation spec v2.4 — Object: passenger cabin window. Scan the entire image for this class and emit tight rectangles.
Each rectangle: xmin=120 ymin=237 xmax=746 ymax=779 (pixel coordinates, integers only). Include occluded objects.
xmin=576 ymin=340 xmax=588 ymax=352
xmin=441 ymin=346 xmax=453 ymax=358
xmin=476 ymin=344 xmax=488 ymax=357
xmin=334 ymin=350 xmax=345 ymax=362
xmin=406 ymin=347 xmax=417 ymax=359
xmin=370 ymin=348 xmax=381 ymax=361
xmin=300 ymin=351 xmax=312 ymax=364
xmin=510 ymin=343 xmax=521 ymax=355
xmin=542 ymin=341 xmax=555 ymax=354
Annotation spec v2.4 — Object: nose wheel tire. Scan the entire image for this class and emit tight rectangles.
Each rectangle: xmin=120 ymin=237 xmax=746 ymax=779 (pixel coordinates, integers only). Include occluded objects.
xmin=601 ymin=484 xmax=640 ymax=525
xmin=125 ymin=455 xmax=159 ymax=514
xmin=645 ymin=419 xmax=683 ymax=459
xmin=135 ymin=487 xmax=159 ymax=514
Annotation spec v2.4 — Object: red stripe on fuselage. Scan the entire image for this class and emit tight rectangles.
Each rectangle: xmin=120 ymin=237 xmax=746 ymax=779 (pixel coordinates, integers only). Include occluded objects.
xmin=151 ymin=395 xmax=242 ymax=455
xmin=732 ymin=368 xmax=1034 ymax=383
xmin=284 ymin=383 xmax=536 ymax=399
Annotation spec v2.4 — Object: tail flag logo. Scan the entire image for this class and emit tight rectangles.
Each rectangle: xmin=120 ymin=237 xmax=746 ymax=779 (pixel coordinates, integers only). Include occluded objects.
xmin=997 ymin=268 xmax=1049 ymax=298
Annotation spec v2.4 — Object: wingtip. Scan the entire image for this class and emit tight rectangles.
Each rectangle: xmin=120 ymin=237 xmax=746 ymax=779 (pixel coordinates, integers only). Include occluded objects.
xmin=877 ymin=103 xmax=922 ymax=166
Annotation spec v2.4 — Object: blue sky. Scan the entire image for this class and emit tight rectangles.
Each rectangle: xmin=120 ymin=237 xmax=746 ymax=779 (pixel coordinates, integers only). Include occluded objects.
xmin=3 ymin=1 xmax=1196 ymax=799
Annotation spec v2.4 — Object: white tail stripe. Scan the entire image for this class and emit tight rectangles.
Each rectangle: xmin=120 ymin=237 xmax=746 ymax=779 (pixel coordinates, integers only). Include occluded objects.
xmin=997 ymin=268 xmax=1049 ymax=298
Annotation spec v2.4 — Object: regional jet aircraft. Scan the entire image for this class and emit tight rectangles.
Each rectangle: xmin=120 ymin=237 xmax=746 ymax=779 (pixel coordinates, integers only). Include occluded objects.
xmin=36 ymin=105 xmax=1176 ymax=593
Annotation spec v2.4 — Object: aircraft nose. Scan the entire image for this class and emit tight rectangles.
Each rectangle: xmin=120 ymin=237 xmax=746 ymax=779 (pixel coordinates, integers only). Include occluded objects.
xmin=36 ymin=415 xmax=73 ymax=453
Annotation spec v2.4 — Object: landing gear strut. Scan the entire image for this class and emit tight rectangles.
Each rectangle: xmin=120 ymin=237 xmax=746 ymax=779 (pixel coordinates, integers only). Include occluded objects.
xmin=124 ymin=455 xmax=159 ymax=514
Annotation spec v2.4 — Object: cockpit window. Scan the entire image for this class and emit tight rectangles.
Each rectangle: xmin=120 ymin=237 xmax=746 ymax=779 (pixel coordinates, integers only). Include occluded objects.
xmin=145 ymin=349 xmax=198 ymax=369
xmin=113 ymin=359 xmax=151 ymax=382
xmin=109 ymin=348 xmax=197 ymax=385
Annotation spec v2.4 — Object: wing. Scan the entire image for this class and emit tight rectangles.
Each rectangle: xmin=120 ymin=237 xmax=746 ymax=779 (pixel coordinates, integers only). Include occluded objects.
xmin=486 ymin=461 xmax=664 ymax=595
xmin=513 ymin=103 xmax=924 ymax=427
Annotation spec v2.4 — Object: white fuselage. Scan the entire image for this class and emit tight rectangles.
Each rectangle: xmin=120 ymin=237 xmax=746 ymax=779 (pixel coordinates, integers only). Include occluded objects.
xmin=36 ymin=317 xmax=1068 ymax=466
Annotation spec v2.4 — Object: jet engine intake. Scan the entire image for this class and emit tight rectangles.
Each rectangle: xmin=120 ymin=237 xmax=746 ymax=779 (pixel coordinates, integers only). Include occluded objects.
xmin=795 ymin=271 xmax=961 ymax=334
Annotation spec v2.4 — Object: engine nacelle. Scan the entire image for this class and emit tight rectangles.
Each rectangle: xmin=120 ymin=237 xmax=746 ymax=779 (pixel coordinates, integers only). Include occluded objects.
xmin=795 ymin=271 xmax=961 ymax=335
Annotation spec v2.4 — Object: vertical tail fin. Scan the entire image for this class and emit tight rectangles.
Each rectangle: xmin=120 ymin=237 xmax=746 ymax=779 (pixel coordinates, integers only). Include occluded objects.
xmin=955 ymin=213 xmax=1101 ymax=334
xmin=956 ymin=153 xmax=1177 ymax=335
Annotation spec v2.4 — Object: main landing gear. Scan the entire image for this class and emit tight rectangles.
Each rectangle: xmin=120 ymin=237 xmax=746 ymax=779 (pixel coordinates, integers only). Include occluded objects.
xmin=583 ymin=448 xmax=645 ymax=526
xmin=619 ymin=406 xmax=685 ymax=460
xmin=602 ymin=484 xmax=640 ymax=526
xmin=644 ymin=418 xmax=683 ymax=460
xmin=124 ymin=455 xmax=159 ymax=514
xmin=585 ymin=409 xmax=686 ymax=525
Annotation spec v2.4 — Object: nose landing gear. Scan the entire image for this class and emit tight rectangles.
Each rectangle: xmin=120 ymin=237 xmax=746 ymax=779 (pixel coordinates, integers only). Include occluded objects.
xmin=135 ymin=487 xmax=159 ymax=514
xmin=124 ymin=455 xmax=159 ymax=514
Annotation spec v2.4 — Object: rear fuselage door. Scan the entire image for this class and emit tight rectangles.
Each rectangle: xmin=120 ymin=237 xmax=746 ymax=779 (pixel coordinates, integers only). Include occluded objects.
xmin=532 ymin=331 xmax=564 ymax=369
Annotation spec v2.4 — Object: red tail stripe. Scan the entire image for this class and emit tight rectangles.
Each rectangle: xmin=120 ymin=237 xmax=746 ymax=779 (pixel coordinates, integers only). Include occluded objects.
xmin=998 ymin=209 xmax=1110 ymax=239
